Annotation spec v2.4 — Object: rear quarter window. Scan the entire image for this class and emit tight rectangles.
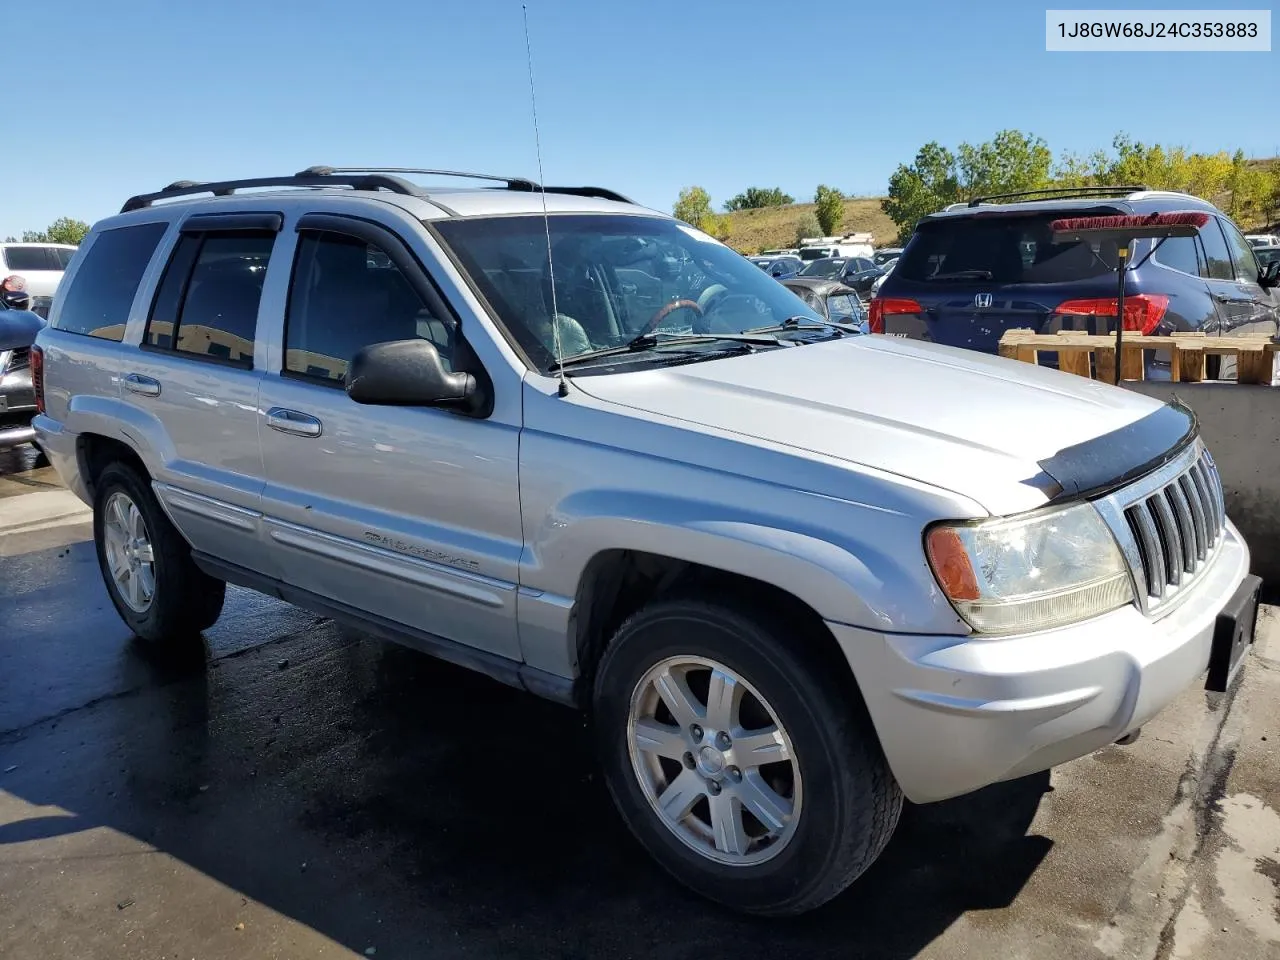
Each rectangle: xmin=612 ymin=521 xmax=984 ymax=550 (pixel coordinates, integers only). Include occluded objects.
xmin=1151 ymin=235 xmax=1201 ymax=276
xmin=53 ymin=223 xmax=168 ymax=341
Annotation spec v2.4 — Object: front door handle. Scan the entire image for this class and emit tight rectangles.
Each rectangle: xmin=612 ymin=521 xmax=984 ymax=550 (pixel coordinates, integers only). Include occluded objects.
xmin=123 ymin=373 xmax=161 ymax=397
xmin=265 ymin=407 xmax=323 ymax=438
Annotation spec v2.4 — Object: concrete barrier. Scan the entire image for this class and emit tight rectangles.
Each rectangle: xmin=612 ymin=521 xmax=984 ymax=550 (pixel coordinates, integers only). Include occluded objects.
xmin=1126 ymin=382 xmax=1280 ymax=586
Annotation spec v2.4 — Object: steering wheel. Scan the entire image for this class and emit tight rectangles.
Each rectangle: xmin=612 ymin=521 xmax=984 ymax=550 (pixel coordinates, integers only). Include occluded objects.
xmin=636 ymin=299 xmax=703 ymax=338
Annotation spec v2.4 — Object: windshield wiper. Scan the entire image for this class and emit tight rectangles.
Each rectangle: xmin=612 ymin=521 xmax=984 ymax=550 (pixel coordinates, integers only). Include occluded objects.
xmin=624 ymin=330 xmax=784 ymax=350
xmin=549 ymin=331 xmax=785 ymax=372
xmin=745 ymin=315 xmax=860 ymax=337
xmin=926 ymin=269 xmax=994 ymax=281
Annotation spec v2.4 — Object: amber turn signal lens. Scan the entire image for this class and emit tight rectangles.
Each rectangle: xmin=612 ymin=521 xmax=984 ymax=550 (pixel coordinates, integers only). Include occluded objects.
xmin=926 ymin=527 xmax=980 ymax=602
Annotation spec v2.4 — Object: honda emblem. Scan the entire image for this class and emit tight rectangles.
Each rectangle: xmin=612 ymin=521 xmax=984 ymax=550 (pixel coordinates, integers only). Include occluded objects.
xmin=974 ymin=293 xmax=993 ymax=309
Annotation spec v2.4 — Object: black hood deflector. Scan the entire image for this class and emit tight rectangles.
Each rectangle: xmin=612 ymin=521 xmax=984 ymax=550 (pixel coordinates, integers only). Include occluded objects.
xmin=1037 ymin=397 xmax=1198 ymax=502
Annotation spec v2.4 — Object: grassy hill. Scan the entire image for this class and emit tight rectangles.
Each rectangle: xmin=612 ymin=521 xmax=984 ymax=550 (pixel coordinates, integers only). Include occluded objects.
xmin=721 ymin=197 xmax=897 ymax=255
xmin=720 ymin=158 xmax=1280 ymax=255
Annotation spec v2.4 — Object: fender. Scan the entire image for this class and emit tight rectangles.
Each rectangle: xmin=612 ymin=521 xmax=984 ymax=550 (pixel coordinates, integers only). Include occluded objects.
xmin=66 ymin=392 xmax=179 ymax=484
xmin=516 ymin=487 xmax=970 ymax=678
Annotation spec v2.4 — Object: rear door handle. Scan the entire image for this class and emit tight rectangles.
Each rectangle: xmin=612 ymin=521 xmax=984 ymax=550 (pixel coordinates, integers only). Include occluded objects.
xmin=265 ymin=407 xmax=323 ymax=438
xmin=123 ymin=373 xmax=161 ymax=397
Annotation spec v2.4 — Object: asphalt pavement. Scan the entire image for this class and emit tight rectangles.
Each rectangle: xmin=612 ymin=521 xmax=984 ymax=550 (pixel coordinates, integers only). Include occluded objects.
xmin=1 ymin=449 xmax=1278 ymax=960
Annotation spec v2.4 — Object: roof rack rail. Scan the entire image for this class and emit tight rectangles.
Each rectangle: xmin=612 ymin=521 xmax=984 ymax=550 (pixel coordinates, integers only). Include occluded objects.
xmin=121 ymin=169 xmax=426 ymax=213
xmin=539 ymin=185 xmax=634 ymax=204
xmin=967 ymin=184 xmax=1150 ymax=207
xmin=121 ymin=166 xmax=636 ymax=214
xmin=310 ymin=167 xmax=634 ymax=203
xmin=1122 ymin=189 xmax=1206 ymax=202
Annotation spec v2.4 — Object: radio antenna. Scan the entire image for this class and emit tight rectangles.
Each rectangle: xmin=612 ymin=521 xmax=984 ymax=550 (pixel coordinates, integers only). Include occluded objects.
xmin=522 ymin=3 xmax=569 ymax=397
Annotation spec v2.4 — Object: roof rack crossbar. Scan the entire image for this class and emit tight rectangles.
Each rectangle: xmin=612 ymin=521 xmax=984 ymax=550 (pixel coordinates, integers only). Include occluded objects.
xmin=309 ymin=167 xmax=633 ymax=202
xmin=121 ymin=172 xmax=426 ymax=213
xmin=967 ymin=184 xmax=1151 ymax=207
xmin=303 ymin=166 xmax=541 ymax=191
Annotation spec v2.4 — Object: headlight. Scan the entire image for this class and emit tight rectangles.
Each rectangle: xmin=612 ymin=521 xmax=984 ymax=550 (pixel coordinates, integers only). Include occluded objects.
xmin=925 ymin=503 xmax=1134 ymax=634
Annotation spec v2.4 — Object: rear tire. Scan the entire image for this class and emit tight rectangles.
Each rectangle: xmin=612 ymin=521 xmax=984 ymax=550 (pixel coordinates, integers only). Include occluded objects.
xmin=93 ymin=462 xmax=225 ymax=642
xmin=593 ymin=595 xmax=902 ymax=916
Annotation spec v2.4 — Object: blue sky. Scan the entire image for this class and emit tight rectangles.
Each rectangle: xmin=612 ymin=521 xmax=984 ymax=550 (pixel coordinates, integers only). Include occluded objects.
xmin=6 ymin=0 xmax=1276 ymax=237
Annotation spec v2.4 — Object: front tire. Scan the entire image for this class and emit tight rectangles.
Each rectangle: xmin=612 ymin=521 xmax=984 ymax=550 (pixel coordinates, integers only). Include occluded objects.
xmin=93 ymin=462 xmax=225 ymax=642
xmin=593 ymin=596 xmax=902 ymax=916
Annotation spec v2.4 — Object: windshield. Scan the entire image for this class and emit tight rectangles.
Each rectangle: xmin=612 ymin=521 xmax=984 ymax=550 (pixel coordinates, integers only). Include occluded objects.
xmin=897 ymin=212 xmax=1120 ymax=283
xmin=799 ymin=258 xmax=845 ymax=278
xmin=435 ymin=214 xmax=824 ymax=372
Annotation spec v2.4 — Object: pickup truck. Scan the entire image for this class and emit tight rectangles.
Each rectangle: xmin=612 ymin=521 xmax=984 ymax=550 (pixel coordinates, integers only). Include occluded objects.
xmin=32 ymin=166 xmax=1258 ymax=916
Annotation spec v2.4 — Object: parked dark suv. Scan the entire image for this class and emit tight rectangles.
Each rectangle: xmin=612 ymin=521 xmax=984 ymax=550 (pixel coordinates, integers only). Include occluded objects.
xmin=870 ymin=187 xmax=1280 ymax=375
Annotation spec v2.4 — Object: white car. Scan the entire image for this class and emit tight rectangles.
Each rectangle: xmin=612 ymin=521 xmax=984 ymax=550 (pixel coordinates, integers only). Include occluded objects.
xmin=0 ymin=243 xmax=77 ymax=318
xmin=869 ymin=258 xmax=897 ymax=297
xmin=1245 ymin=234 xmax=1280 ymax=248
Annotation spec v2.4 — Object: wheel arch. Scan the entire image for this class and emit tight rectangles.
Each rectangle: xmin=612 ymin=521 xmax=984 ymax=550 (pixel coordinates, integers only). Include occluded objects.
xmin=571 ymin=549 xmax=863 ymax=710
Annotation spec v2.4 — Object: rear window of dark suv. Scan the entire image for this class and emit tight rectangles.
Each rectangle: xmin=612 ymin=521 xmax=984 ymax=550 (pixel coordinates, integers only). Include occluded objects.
xmin=896 ymin=212 xmax=1121 ymax=285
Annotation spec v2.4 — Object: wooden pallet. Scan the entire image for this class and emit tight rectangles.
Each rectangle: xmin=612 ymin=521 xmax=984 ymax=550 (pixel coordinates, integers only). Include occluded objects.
xmin=997 ymin=330 xmax=1280 ymax=384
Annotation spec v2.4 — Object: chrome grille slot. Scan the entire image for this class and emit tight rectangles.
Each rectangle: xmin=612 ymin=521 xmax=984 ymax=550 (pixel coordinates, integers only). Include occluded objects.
xmin=1110 ymin=445 xmax=1226 ymax=611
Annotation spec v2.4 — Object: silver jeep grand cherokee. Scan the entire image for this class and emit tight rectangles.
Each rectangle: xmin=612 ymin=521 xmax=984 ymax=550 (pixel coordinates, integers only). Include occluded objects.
xmin=32 ymin=167 xmax=1257 ymax=916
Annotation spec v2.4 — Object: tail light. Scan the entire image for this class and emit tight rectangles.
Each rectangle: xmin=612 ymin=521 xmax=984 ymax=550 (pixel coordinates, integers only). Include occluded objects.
xmin=868 ymin=297 xmax=923 ymax=334
xmin=1054 ymin=294 xmax=1170 ymax=335
xmin=30 ymin=345 xmax=45 ymax=414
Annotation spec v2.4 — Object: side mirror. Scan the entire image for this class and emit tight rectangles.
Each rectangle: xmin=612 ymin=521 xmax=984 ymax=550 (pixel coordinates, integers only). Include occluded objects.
xmin=346 ymin=339 xmax=477 ymax=408
xmin=1260 ymin=259 xmax=1280 ymax=289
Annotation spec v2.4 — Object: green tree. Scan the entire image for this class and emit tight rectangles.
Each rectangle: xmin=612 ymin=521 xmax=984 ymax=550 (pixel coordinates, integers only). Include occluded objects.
xmin=881 ymin=141 xmax=960 ymax=244
xmin=724 ymin=186 xmax=795 ymax=211
xmin=21 ymin=217 xmax=90 ymax=245
xmin=793 ymin=213 xmax=821 ymax=245
xmin=673 ymin=186 xmax=716 ymax=230
xmin=1261 ymin=167 xmax=1280 ymax=228
xmin=1101 ymin=135 xmax=1232 ymax=197
xmin=956 ymin=129 xmax=1052 ymax=200
xmin=814 ymin=185 xmax=844 ymax=235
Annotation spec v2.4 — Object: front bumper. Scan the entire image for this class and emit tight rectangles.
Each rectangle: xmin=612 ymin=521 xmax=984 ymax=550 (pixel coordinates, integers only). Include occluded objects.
xmin=0 ymin=368 xmax=36 ymax=448
xmin=830 ymin=521 xmax=1251 ymax=803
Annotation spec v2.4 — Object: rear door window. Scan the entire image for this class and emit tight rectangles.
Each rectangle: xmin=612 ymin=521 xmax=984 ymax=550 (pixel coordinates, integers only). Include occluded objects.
xmin=1199 ymin=219 xmax=1234 ymax=281
xmin=52 ymin=223 xmax=168 ymax=340
xmin=144 ymin=231 xmax=274 ymax=365
xmin=896 ymin=214 xmax=1120 ymax=284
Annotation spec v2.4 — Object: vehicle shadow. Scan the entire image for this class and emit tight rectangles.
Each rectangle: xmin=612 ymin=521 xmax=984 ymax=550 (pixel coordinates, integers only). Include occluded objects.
xmin=0 ymin=534 xmax=1052 ymax=959
xmin=325 ymin=644 xmax=1053 ymax=959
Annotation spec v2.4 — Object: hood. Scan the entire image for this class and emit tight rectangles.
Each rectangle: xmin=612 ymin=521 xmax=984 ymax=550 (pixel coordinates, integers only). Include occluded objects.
xmin=0 ymin=309 xmax=44 ymax=351
xmin=573 ymin=335 xmax=1178 ymax=515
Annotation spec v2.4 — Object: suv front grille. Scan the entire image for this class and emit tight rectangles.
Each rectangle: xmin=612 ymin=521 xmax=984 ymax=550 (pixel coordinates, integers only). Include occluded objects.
xmin=1095 ymin=441 xmax=1226 ymax=615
